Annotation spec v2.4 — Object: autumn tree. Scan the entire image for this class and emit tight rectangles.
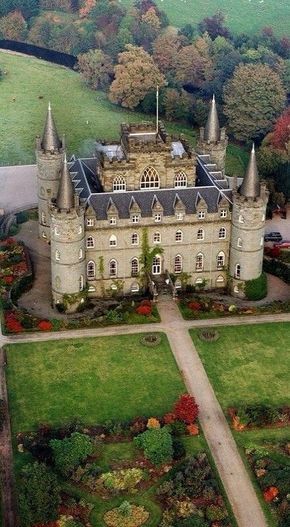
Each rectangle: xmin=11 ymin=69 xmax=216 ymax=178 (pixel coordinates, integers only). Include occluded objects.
xmin=174 ymin=35 xmax=214 ymax=89
xmin=224 ymin=63 xmax=286 ymax=141
xmin=0 ymin=0 xmax=39 ymax=18
xmin=0 ymin=10 xmax=27 ymax=41
xmin=109 ymin=44 xmax=165 ymax=109
xmin=270 ymin=107 xmax=290 ymax=150
xmin=153 ymin=31 xmax=183 ymax=77
xmin=77 ymin=49 xmax=113 ymax=89
xmin=198 ymin=11 xmax=230 ymax=39
xmin=163 ymin=88 xmax=192 ymax=121
xmin=174 ymin=394 xmax=199 ymax=424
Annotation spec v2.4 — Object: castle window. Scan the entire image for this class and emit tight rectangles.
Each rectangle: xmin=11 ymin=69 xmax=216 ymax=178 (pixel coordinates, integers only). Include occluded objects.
xmin=88 ymin=285 xmax=96 ymax=292
xmin=78 ymin=225 xmax=82 ymax=234
xmin=260 ymin=236 xmax=264 ymax=246
xmin=54 ymin=226 xmax=60 ymax=236
xmin=109 ymin=216 xmax=117 ymax=225
xmin=220 ymin=209 xmax=227 ymax=218
xmin=41 ymin=212 xmax=46 ymax=225
xmin=219 ymin=227 xmax=226 ymax=239
xmin=262 ymin=213 xmax=265 ymax=221
xmin=42 ymin=231 xmax=47 ymax=238
xmin=154 ymin=213 xmax=161 ymax=223
xmin=176 ymin=212 xmax=184 ymax=221
xmin=55 ymin=276 xmax=61 ymax=288
xmin=131 ymin=258 xmax=139 ymax=277
xmin=217 ymin=251 xmax=225 ymax=269
xmin=79 ymin=275 xmax=84 ymax=291
xmin=40 ymin=186 xmax=45 ymax=196
xmin=109 ymin=234 xmax=117 ymax=247
xmin=131 ymin=233 xmax=139 ymax=245
xmin=86 ymin=218 xmax=94 ymax=227
xmin=152 ymin=255 xmax=161 ymax=275
xmin=237 ymin=238 xmax=242 ymax=248
xmin=216 ymin=275 xmax=224 ymax=284
xmin=175 ymin=230 xmax=183 ymax=242
xmin=131 ymin=282 xmax=139 ymax=293
xmin=79 ymin=248 xmax=83 ymax=260
xmin=174 ymin=171 xmax=187 ymax=188
xmin=235 ymin=263 xmax=241 ymax=279
xmin=174 ymin=255 xmax=183 ymax=274
xmin=132 ymin=214 xmax=140 ymax=224
xmin=198 ymin=211 xmax=205 ymax=219
xmin=113 ymin=176 xmax=126 ymax=192
xmin=153 ymin=232 xmax=161 ymax=244
xmin=195 ymin=277 xmax=203 ymax=285
xmin=109 ymin=259 xmax=117 ymax=277
xmin=197 ymin=228 xmax=204 ymax=240
xmin=87 ymin=236 xmax=94 ymax=248
xmin=55 ymin=249 xmax=60 ymax=261
xmin=87 ymin=260 xmax=95 ymax=278
xmin=196 ymin=253 xmax=204 ymax=271
xmin=239 ymin=215 xmax=244 ymax=224
xmin=140 ymin=167 xmax=160 ymax=189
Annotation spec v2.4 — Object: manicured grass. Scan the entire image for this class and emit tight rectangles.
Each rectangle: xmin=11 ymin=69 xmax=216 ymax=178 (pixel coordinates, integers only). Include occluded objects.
xmin=6 ymin=333 xmax=185 ymax=433
xmin=190 ymin=323 xmax=290 ymax=409
xmin=122 ymin=0 xmax=290 ymax=36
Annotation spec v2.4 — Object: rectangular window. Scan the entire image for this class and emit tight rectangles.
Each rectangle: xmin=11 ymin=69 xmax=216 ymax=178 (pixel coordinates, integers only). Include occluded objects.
xmin=132 ymin=215 xmax=140 ymax=223
xmin=110 ymin=217 xmax=117 ymax=225
xmin=198 ymin=211 xmax=205 ymax=219
xmin=176 ymin=213 xmax=183 ymax=221
xmin=220 ymin=209 xmax=227 ymax=218
xmin=154 ymin=213 xmax=161 ymax=222
xmin=87 ymin=218 xmax=94 ymax=227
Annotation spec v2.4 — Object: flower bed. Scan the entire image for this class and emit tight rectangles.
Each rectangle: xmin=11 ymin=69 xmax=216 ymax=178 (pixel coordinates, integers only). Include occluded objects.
xmin=229 ymin=405 xmax=290 ymax=431
xmin=104 ymin=503 xmax=149 ymax=527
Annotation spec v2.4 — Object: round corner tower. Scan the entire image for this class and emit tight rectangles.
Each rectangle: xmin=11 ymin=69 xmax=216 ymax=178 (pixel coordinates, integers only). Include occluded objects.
xmin=196 ymin=95 xmax=228 ymax=174
xmin=36 ymin=102 xmax=64 ymax=241
xmin=229 ymin=145 xmax=269 ymax=298
xmin=50 ymin=156 xmax=86 ymax=312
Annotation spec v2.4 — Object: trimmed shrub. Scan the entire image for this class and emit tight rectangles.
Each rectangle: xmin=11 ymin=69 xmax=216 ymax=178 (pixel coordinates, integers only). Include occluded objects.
xmin=245 ymin=272 xmax=267 ymax=300
xmin=49 ymin=433 xmax=93 ymax=476
xmin=174 ymin=394 xmax=199 ymax=424
xmin=134 ymin=427 xmax=173 ymax=465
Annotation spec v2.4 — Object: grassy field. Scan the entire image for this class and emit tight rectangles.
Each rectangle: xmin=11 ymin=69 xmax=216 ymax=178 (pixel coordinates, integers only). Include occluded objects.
xmin=190 ymin=323 xmax=290 ymax=409
xmin=122 ymin=0 xmax=290 ymax=36
xmin=6 ymin=333 xmax=185 ymax=433
xmin=0 ymin=52 xmax=247 ymax=174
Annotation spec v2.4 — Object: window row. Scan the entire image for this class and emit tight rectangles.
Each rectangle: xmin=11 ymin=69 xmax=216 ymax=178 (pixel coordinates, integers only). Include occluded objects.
xmin=86 ymin=228 xmax=227 ymax=249
xmin=86 ymin=252 xmax=226 ymax=279
xmin=112 ymin=169 xmax=188 ymax=192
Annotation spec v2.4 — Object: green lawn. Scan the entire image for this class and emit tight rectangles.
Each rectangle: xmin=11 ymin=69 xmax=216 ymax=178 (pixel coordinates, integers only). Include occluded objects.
xmin=122 ymin=0 xmax=290 ymax=36
xmin=6 ymin=333 xmax=185 ymax=433
xmin=0 ymin=52 xmax=246 ymax=175
xmin=190 ymin=323 xmax=290 ymax=409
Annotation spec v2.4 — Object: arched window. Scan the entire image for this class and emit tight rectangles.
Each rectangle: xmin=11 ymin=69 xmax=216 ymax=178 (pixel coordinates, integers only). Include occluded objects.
xmin=41 ymin=212 xmax=46 ymax=225
xmin=87 ymin=260 xmax=95 ymax=278
xmin=175 ymin=230 xmax=183 ymax=242
xmin=153 ymin=232 xmax=161 ymax=244
xmin=140 ymin=166 xmax=160 ymax=189
xmin=219 ymin=227 xmax=226 ymax=239
xmin=55 ymin=276 xmax=61 ymax=289
xmin=55 ymin=249 xmax=60 ymax=261
xmin=235 ymin=263 xmax=241 ymax=279
xmin=109 ymin=259 xmax=117 ymax=277
xmin=109 ymin=234 xmax=117 ymax=247
xmin=152 ymin=255 xmax=161 ymax=275
xmin=216 ymin=275 xmax=224 ymax=286
xmin=174 ymin=171 xmax=187 ymax=188
xmin=79 ymin=248 xmax=83 ymax=260
xmin=174 ymin=255 xmax=183 ymax=273
xmin=197 ymin=228 xmax=204 ymax=240
xmin=237 ymin=238 xmax=242 ymax=248
xmin=131 ymin=233 xmax=139 ymax=245
xmin=217 ymin=251 xmax=225 ymax=269
xmin=131 ymin=258 xmax=139 ymax=277
xmin=79 ymin=275 xmax=84 ymax=291
xmin=196 ymin=253 xmax=204 ymax=271
xmin=113 ymin=176 xmax=126 ymax=192
xmin=131 ymin=282 xmax=140 ymax=293
xmin=78 ymin=225 xmax=82 ymax=234
xmin=87 ymin=236 xmax=94 ymax=248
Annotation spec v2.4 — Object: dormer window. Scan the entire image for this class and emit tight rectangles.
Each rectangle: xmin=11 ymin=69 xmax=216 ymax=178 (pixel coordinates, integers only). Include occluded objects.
xmin=220 ymin=209 xmax=227 ymax=218
xmin=154 ymin=213 xmax=161 ymax=223
xmin=176 ymin=212 xmax=183 ymax=221
xmin=86 ymin=218 xmax=94 ymax=227
xmin=109 ymin=216 xmax=117 ymax=225
xmin=132 ymin=214 xmax=140 ymax=224
xmin=198 ymin=211 xmax=205 ymax=219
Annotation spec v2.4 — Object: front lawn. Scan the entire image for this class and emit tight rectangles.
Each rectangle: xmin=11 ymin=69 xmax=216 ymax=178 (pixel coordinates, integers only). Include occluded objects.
xmin=190 ymin=323 xmax=290 ymax=409
xmin=6 ymin=333 xmax=185 ymax=433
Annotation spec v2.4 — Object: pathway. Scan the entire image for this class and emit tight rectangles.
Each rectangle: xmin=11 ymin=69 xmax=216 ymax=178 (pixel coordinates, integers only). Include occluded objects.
xmin=1 ymin=303 xmax=289 ymax=526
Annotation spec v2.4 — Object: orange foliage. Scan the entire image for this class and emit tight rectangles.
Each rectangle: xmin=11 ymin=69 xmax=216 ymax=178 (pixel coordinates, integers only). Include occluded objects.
xmin=147 ymin=417 xmax=160 ymax=429
xmin=79 ymin=0 xmax=96 ymax=18
xmin=187 ymin=424 xmax=199 ymax=436
xmin=263 ymin=486 xmax=279 ymax=502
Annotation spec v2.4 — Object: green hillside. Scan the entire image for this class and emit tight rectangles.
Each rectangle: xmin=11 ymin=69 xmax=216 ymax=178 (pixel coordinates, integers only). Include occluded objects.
xmin=122 ymin=0 xmax=290 ymax=36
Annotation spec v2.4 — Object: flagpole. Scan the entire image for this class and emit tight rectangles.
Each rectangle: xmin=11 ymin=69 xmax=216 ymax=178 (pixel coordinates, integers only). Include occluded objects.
xmin=156 ymin=85 xmax=159 ymax=134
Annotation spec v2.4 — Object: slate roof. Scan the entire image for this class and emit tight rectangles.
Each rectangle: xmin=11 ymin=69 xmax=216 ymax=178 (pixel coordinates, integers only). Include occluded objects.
xmin=68 ymin=152 xmax=233 ymax=219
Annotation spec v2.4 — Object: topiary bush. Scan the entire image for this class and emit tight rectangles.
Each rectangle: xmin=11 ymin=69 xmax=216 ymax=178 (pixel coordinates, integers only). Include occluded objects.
xmin=245 ymin=272 xmax=267 ymax=300
xmin=134 ymin=426 xmax=173 ymax=465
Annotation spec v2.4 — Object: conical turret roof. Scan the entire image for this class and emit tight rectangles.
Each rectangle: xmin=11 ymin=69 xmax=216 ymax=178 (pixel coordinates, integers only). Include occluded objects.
xmin=56 ymin=154 xmax=75 ymax=211
xmin=204 ymin=95 xmax=220 ymax=143
xmin=41 ymin=102 xmax=62 ymax=152
xmin=239 ymin=144 xmax=260 ymax=198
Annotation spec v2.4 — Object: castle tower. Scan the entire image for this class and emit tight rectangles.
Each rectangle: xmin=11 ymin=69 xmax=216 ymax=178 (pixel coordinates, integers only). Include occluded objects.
xmin=36 ymin=102 xmax=63 ymax=241
xmin=229 ymin=144 xmax=269 ymax=297
xmin=50 ymin=155 xmax=86 ymax=312
xmin=196 ymin=95 xmax=228 ymax=174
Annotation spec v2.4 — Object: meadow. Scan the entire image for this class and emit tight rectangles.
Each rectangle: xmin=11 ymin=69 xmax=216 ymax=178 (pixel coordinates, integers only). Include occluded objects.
xmin=122 ymin=0 xmax=290 ymax=36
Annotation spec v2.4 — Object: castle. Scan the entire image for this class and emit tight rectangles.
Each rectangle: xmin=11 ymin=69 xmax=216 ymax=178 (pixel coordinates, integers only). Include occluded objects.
xmin=36 ymin=97 xmax=269 ymax=312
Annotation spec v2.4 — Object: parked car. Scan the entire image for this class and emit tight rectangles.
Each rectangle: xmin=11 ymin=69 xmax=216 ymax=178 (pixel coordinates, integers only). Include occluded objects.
xmin=274 ymin=240 xmax=290 ymax=248
xmin=264 ymin=232 xmax=283 ymax=242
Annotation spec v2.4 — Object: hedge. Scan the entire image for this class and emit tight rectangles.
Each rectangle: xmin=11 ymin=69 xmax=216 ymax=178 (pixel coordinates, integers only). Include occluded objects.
xmin=244 ymin=272 xmax=267 ymax=301
xmin=263 ymin=258 xmax=290 ymax=284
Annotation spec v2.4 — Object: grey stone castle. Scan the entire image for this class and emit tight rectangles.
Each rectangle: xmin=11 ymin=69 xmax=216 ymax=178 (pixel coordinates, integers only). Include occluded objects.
xmin=36 ymin=97 xmax=269 ymax=312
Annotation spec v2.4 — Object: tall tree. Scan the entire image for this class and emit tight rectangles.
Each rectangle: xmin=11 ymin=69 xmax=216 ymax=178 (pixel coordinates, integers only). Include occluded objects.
xmin=224 ymin=63 xmax=286 ymax=141
xmin=0 ymin=10 xmax=27 ymax=41
xmin=174 ymin=35 xmax=214 ymax=89
xmin=77 ymin=49 xmax=113 ymax=89
xmin=109 ymin=44 xmax=165 ymax=109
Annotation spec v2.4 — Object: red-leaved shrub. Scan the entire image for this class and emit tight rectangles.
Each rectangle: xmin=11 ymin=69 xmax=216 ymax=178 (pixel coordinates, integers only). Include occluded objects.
xmin=140 ymin=299 xmax=152 ymax=307
xmin=263 ymin=486 xmax=279 ymax=502
xmin=188 ymin=301 xmax=202 ymax=311
xmin=136 ymin=304 xmax=152 ymax=316
xmin=174 ymin=394 xmax=199 ymax=424
xmin=163 ymin=412 xmax=176 ymax=424
xmin=4 ymin=276 xmax=14 ymax=285
xmin=4 ymin=312 xmax=23 ymax=333
xmin=38 ymin=320 xmax=53 ymax=331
